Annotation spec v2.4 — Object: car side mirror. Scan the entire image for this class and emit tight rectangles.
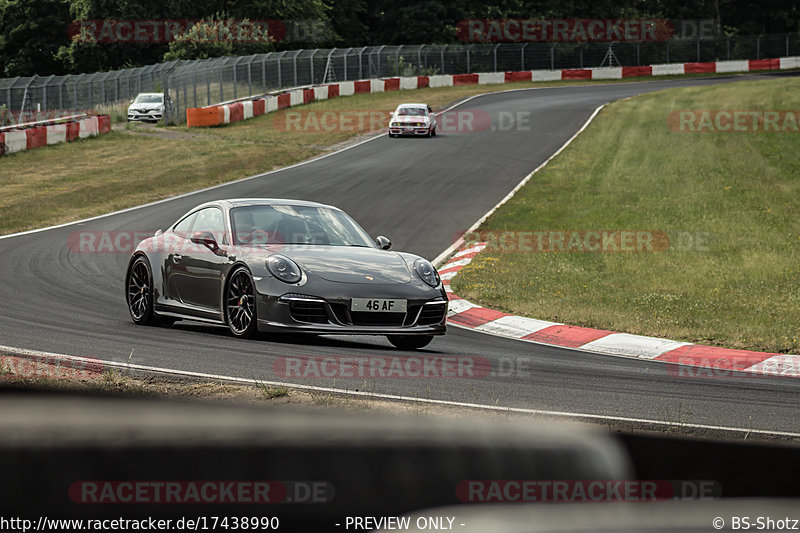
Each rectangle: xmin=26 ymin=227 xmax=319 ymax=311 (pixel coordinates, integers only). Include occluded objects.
xmin=376 ymin=235 xmax=391 ymax=250
xmin=190 ymin=231 xmax=219 ymax=253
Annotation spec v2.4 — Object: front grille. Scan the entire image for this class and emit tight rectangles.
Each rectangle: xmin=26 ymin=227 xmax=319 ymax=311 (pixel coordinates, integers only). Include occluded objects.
xmin=289 ymin=301 xmax=329 ymax=324
xmin=418 ymin=303 xmax=447 ymax=325
xmin=350 ymin=312 xmax=406 ymax=326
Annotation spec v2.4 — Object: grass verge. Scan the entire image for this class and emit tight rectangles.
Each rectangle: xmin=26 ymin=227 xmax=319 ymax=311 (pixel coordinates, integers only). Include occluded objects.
xmin=451 ymin=76 xmax=800 ymax=354
xmin=0 ymin=71 xmax=769 ymax=235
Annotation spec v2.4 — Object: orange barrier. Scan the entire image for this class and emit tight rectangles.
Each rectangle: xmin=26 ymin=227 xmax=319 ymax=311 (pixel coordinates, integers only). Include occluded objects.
xmin=303 ymin=88 xmax=315 ymax=104
xmin=328 ymin=85 xmax=339 ymax=98
xmin=186 ymin=107 xmax=222 ymax=127
xmin=253 ymin=99 xmax=266 ymax=116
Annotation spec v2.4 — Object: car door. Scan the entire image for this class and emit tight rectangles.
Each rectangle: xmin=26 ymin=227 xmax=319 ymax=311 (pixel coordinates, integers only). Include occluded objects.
xmin=162 ymin=210 xmax=197 ymax=305
xmin=170 ymin=207 xmax=228 ymax=311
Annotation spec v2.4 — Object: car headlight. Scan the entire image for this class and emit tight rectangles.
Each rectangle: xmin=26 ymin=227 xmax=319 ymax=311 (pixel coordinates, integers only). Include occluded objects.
xmin=266 ymin=254 xmax=302 ymax=283
xmin=413 ymin=258 xmax=439 ymax=287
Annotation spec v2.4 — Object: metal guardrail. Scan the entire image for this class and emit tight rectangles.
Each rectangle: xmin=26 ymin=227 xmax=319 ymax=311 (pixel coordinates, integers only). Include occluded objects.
xmin=1 ymin=35 xmax=799 ymax=125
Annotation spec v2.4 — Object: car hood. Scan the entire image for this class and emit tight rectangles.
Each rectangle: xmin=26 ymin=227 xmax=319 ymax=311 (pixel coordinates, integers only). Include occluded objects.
xmin=394 ymin=115 xmax=429 ymax=123
xmin=283 ymin=246 xmax=412 ymax=284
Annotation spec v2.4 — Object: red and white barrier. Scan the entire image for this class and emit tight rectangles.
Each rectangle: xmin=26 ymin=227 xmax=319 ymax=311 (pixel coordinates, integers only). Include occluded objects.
xmin=0 ymin=115 xmax=111 ymax=157
xmin=184 ymin=55 xmax=800 ymax=128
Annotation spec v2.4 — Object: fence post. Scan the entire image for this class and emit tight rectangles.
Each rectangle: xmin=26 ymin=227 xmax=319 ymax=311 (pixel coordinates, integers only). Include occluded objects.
xmin=466 ymin=47 xmax=470 ymax=73
xmin=666 ymin=41 xmax=670 ymax=63
xmin=727 ymin=36 xmax=731 ymax=60
xmin=550 ymin=44 xmax=555 ymax=70
xmin=756 ymin=35 xmax=761 ymax=59
xmin=294 ymin=52 xmax=299 ymax=86
xmin=247 ymin=58 xmax=253 ymax=96
xmin=396 ymin=47 xmax=401 ymax=76
xmin=440 ymin=46 xmax=445 ymax=73
xmin=493 ymin=43 xmax=498 ymax=71
xmin=636 ymin=42 xmax=640 ymax=65
xmin=521 ymin=43 xmax=527 ymax=70
xmin=418 ymin=45 xmax=424 ymax=75
xmin=787 ymin=33 xmax=790 ymax=56
xmin=359 ymin=48 xmax=363 ymax=79
xmin=233 ymin=61 xmax=238 ymax=100
xmin=696 ymin=38 xmax=700 ymax=62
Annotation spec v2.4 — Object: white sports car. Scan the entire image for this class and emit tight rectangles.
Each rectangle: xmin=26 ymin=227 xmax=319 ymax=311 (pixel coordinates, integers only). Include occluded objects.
xmin=388 ymin=103 xmax=437 ymax=137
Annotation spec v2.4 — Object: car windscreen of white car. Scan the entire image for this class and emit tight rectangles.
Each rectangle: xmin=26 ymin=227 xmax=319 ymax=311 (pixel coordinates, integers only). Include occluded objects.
xmin=396 ymin=107 xmax=426 ymax=116
xmin=135 ymin=95 xmax=163 ymax=104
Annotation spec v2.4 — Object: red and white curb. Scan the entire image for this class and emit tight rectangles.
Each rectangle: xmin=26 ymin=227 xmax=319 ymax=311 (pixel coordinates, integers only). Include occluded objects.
xmin=441 ymin=243 xmax=800 ymax=378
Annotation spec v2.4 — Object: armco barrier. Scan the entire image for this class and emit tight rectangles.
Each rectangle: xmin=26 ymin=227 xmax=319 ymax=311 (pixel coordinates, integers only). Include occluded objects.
xmin=183 ymin=54 xmax=799 ymax=128
xmin=0 ymin=114 xmax=112 ymax=157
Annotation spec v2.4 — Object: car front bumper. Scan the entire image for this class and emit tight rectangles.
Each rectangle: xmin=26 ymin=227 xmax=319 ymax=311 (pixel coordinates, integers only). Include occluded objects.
xmin=128 ymin=112 xmax=162 ymax=121
xmin=253 ymin=280 xmax=448 ymax=336
xmin=389 ymin=125 xmax=431 ymax=136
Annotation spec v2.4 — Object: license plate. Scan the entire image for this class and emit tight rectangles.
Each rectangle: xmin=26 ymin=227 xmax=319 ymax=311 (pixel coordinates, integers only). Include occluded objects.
xmin=351 ymin=298 xmax=407 ymax=313
xmin=404 ymin=126 xmax=414 ymax=130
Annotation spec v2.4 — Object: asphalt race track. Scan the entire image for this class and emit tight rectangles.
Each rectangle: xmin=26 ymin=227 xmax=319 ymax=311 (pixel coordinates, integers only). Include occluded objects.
xmin=2 ymin=74 xmax=799 ymax=434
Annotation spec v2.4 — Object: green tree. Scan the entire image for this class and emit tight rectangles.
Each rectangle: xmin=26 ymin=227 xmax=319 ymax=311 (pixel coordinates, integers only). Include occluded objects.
xmin=163 ymin=17 xmax=275 ymax=61
xmin=0 ymin=0 xmax=72 ymax=76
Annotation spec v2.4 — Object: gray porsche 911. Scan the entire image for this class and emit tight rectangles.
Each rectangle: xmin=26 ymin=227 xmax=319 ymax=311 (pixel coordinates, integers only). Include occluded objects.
xmin=125 ymin=199 xmax=447 ymax=349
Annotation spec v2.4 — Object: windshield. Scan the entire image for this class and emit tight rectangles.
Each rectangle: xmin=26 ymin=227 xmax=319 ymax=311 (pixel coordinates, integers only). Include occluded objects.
xmin=134 ymin=94 xmax=163 ymax=104
xmin=230 ymin=204 xmax=376 ymax=247
xmin=396 ymin=107 xmax=426 ymax=116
